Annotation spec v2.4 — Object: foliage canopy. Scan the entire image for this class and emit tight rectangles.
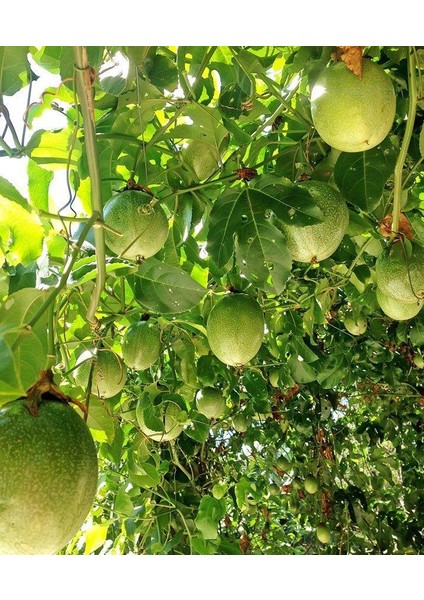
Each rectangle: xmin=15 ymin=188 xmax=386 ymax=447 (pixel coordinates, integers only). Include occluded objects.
xmin=0 ymin=45 xmax=424 ymax=555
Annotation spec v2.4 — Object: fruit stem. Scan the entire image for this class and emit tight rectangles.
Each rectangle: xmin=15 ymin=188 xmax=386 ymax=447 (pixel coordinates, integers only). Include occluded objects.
xmin=391 ymin=47 xmax=417 ymax=237
xmin=73 ymin=47 xmax=106 ymax=328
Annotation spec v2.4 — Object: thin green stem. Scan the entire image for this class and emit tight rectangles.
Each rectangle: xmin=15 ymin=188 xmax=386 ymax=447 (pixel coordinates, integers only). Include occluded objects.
xmin=191 ymin=46 xmax=217 ymax=95
xmin=0 ymin=102 xmax=23 ymax=151
xmin=0 ymin=135 xmax=15 ymax=156
xmin=73 ymin=46 xmax=106 ymax=327
xmin=392 ymin=47 xmax=417 ymax=236
xmin=46 ymin=303 xmax=56 ymax=369
xmin=26 ymin=214 xmax=99 ymax=331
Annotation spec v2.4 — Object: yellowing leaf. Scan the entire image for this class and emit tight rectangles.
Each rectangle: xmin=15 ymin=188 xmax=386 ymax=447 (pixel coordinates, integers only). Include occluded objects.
xmin=29 ymin=128 xmax=81 ymax=171
xmin=83 ymin=523 xmax=109 ymax=555
xmin=0 ymin=196 xmax=44 ymax=266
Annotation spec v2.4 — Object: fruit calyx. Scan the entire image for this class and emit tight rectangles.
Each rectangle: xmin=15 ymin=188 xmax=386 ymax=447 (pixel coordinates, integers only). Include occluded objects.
xmin=120 ymin=177 xmax=153 ymax=196
xmin=24 ymin=369 xmax=86 ymax=418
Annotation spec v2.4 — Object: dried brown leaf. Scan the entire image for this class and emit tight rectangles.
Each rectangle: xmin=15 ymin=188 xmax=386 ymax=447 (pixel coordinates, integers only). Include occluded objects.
xmin=332 ymin=46 xmax=364 ymax=78
xmin=380 ymin=213 xmax=414 ymax=240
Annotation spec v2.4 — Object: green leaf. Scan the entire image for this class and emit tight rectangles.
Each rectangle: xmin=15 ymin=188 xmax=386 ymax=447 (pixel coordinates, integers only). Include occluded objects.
xmin=0 ymin=177 xmax=29 ymax=209
xmin=194 ymin=495 xmax=226 ymax=540
xmin=129 ymin=257 xmax=207 ymax=314
xmin=334 ymin=142 xmax=397 ymax=212
xmin=98 ymin=51 xmax=134 ymax=96
xmin=84 ymin=396 xmax=116 ymax=442
xmin=27 ymin=160 xmax=53 ymax=212
xmin=114 ymin=487 xmax=135 ymax=516
xmin=147 ymin=54 xmax=178 ymax=91
xmin=0 ymin=288 xmax=49 ymax=401
xmin=237 ymin=217 xmax=292 ymax=295
xmin=0 ymin=338 xmax=25 ymax=405
xmin=420 ymin=125 xmax=424 ymax=159
xmin=135 ymin=461 xmax=161 ymax=489
xmin=316 ymin=354 xmax=346 ymax=388
xmin=27 ymin=128 xmax=82 ymax=170
xmin=410 ymin=323 xmax=424 ymax=346
xmin=0 ymin=46 xmax=30 ymax=95
xmin=185 ymin=410 xmax=210 ymax=443
xmin=288 ymin=356 xmax=317 ymax=384
xmin=0 ymin=196 xmax=44 ymax=266
xmin=208 ymin=187 xmax=293 ymax=293
xmin=166 ymin=104 xmax=228 ymax=152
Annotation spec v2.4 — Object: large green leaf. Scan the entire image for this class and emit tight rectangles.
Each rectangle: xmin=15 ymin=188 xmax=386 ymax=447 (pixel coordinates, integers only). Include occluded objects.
xmin=98 ymin=51 xmax=134 ymax=96
xmin=0 ymin=196 xmax=44 ymax=266
xmin=0 ymin=46 xmax=30 ymax=95
xmin=27 ymin=128 xmax=82 ymax=170
xmin=208 ymin=186 xmax=315 ymax=293
xmin=236 ymin=217 xmax=292 ymax=295
xmin=334 ymin=142 xmax=397 ymax=212
xmin=0 ymin=288 xmax=50 ymax=404
xmin=165 ymin=104 xmax=229 ymax=153
xmin=194 ymin=495 xmax=226 ymax=540
xmin=27 ymin=160 xmax=53 ymax=212
xmin=129 ymin=257 xmax=207 ymax=314
xmin=0 ymin=177 xmax=29 ymax=209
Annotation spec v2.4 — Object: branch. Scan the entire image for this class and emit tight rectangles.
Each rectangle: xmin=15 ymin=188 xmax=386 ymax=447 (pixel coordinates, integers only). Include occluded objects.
xmin=392 ymin=47 xmax=417 ymax=236
xmin=73 ymin=46 xmax=106 ymax=327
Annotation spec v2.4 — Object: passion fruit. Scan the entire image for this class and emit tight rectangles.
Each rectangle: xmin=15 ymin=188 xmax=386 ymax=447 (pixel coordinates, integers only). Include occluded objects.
xmin=0 ymin=398 xmax=98 ymax=554
xmin=103 ymin=189 xmax=168 ymax=260
xmin=122 ymin=321 xmax=161 ymax=371
xmin=311 ymin=59 xmax=395 ymax=152
xmin=279 ymin=181 xmax=349 ymax=263
xmin=182 ymin=139 xmax=221 ymax=181
xmin=376 ymin=242 xmax=424 ymax=304
xmin=304 ymin=475 xmax=319 ymax=495
xmin=74 ymin=349 xmax=127 ymax=398
xmin=206 ymin=293 xmax=264 ymax=366
xmin=376 ymin=288 xmax=423 ymax=321
xmin=316 ymin=524 xmax=331 ymax=544
xmin=196 ymin=387 xmax=226 ymax=419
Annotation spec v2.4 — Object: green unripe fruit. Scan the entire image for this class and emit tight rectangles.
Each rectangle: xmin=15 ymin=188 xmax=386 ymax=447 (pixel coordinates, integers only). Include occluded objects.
xmin=276 ymin=457 xmax=291 ymax=471
xmin=268 ymin=483 xmax=280 ymax=497
xmin=196 ymin=387 xmax=226 ymax=419
xmin=232 ymin=413 xmax=248 ymax=433
xmin=316 ymin=524 xmax=331 ymax=544
xmin=136 ymin=398 xmax=184 ymax=442
xmin=0 ymin=399 xmax=98 ymax=554
xmin=182 ymin=139 xmax=221 ymax=181
xmin=279 ymin=181 xmax=349 ymax=263
xmin=122 ymin=321 xmax=161 ymax=370
xmin=376 ymin=242 xmax=424 ymax=304
xmin=74 ymin=349 xmax=127 ymax=398
xmin=311 ymin=59 xmax=395 ymax=153
xmin=243 ymin=502 xmax=257 ymax=516
xmin=304 ymin=476 xmax=319 ymax=495
xmin=206 ymin=293 xmax=264 ymax=366
xmin=414 ymin=354 xmax=424 ymax=369
xmin=103 ymin=189 xmax=168 ymax=260
xmin=376 ymin=288 xmax=423 ymax=321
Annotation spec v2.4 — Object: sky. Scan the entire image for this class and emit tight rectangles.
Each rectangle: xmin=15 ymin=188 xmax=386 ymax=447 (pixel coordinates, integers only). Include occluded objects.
xmin=0 ymin=54 xmax=67 ymax=201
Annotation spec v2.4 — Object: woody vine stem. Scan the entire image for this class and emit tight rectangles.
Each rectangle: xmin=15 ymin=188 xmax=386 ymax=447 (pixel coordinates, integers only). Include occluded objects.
xmin=391 ymin=47 xmax=417 ymax=236
xmin=73 ymin=46 xmax=106 ymax=327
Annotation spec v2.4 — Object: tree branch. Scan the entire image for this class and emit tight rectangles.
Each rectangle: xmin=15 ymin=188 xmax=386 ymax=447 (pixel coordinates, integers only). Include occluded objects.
xmin=73 ymin=46 xmax=106 ymax=327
